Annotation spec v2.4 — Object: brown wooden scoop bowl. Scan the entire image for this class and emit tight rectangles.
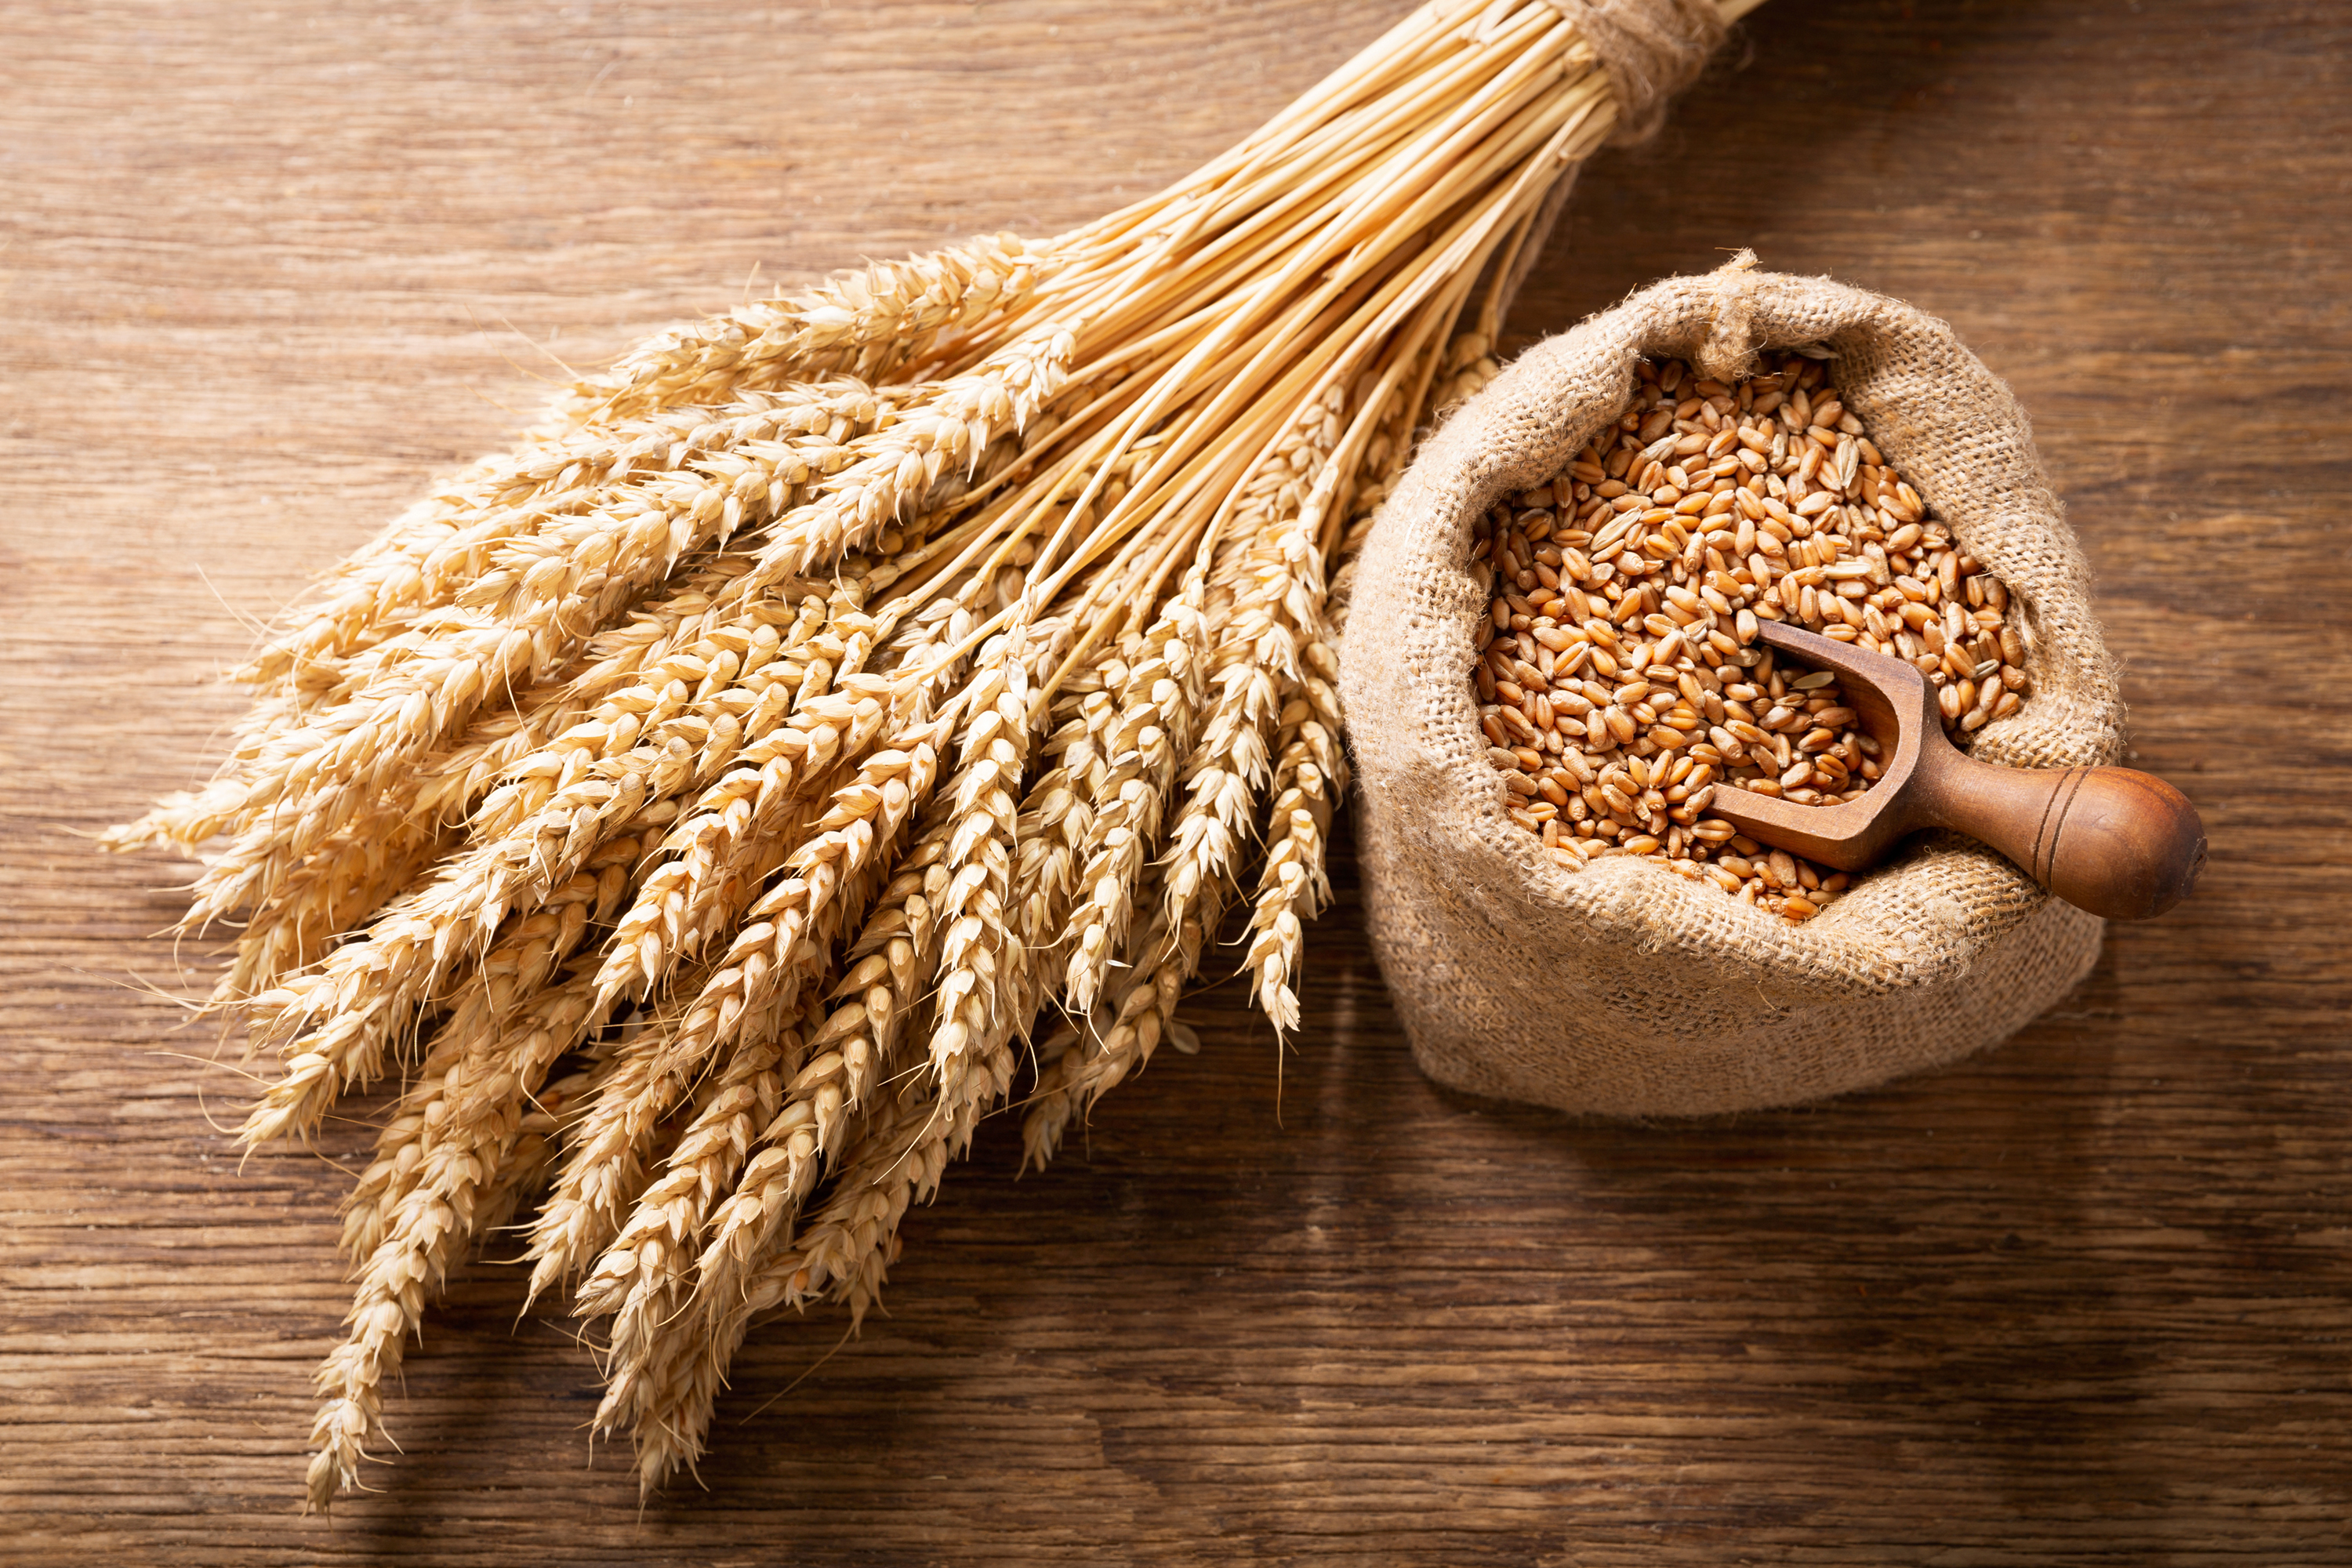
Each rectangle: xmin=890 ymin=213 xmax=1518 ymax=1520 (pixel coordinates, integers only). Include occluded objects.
xmin=1706 ymin=622 xmax=2206 ymax=920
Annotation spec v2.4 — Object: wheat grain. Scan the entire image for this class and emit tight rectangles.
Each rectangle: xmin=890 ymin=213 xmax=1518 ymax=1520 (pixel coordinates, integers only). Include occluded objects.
xmin=517 ymin=700 xmax=937 ymax=1301
xmin=238 ymin=594 xmax=883 ymax=1140
xmin=1242 ymin=628 xmax=1347 ymax=1035
xmin=1058 ymin=568 xmax=1207 ymax=1013
xmin=305 ymin=869 xmax=626 ymax=1509
xmin=1022 ymin=877 xmax=1218 ymax=1172
xmin=239 ymin=381 xmax=888 ymax=718
xmin=619 ymin=654 xmax=1067 ymax=1487
xmin=692 ymin=822 xmax=952 ymax=1312
xmin=1475 ymin=350 xmax=2027 ymax=917
xmin=127 ymin=389 xmax=909 ymax=880
xmin=575 ymin=234 xmax=1047 ymax=420
xmin=579 ymin=1026 xmax=790 ymax=1446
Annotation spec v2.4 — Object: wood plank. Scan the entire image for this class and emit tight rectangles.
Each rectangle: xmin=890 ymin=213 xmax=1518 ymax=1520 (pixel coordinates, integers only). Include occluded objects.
xmin=2 ymin=0 xmax=2346 ymax=1561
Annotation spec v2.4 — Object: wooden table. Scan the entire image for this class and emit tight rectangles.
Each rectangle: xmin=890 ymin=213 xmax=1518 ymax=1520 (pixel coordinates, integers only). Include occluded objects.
xmin=4 ymin=1 xmax=2346 ymax=1561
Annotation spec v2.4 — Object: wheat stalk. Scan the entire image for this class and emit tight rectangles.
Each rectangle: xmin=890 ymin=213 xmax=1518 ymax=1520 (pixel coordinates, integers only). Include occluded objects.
xmin=112 ymin=0 xmax=1750 ymax=1504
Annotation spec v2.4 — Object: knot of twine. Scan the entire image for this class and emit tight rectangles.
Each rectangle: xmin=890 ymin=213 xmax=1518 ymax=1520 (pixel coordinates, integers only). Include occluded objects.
xmin=1545 ymin=0 xmax=1728 ymax=143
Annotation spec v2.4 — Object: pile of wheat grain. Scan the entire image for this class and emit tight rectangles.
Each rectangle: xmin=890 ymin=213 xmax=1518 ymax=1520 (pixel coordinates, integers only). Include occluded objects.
xmin=106 ymin=0 xmax=1763 ymax=1507
xmin=1475 ymin=350 xmax=2029 ymax=920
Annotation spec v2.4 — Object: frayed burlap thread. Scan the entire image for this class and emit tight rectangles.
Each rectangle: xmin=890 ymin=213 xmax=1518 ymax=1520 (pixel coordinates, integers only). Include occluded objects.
xmin=1341 ymin=264 xmax=2120 ymax=1116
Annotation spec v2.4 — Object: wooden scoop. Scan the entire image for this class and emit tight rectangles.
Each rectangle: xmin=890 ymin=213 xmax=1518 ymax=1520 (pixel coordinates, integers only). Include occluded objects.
xmin=1706 ymin=622 xmax=2205 ymax=920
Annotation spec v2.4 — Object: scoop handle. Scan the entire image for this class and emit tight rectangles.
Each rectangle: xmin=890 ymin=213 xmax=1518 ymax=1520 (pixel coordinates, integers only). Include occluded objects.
xmin=1916 ymin=753 xmax=2207 ymax=920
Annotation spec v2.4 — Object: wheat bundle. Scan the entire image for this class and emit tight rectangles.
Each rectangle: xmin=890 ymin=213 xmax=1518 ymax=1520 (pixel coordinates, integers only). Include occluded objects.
xmin=111 ymin=0 xmax=1748 ymax=1505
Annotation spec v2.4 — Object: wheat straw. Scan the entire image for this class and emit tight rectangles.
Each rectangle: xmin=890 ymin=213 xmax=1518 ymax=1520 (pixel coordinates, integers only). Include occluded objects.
xmin=112 ymin=0 xmax=1753 ymax=1503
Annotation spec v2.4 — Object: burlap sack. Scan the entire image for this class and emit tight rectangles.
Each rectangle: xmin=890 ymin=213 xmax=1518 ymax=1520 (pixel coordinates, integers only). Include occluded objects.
xmin=1340 ymin=263 xmax=2122 ymax=1116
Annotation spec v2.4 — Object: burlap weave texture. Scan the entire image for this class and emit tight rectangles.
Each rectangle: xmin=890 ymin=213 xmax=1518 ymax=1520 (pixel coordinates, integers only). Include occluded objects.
xmin=1341 ymin=265 xmax=2120 ymax=1116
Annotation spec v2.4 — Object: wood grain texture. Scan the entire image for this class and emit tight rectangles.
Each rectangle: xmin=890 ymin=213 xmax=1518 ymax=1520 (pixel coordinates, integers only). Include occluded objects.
xmin=2 ymin=0 xmax=2346 ymax=1562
